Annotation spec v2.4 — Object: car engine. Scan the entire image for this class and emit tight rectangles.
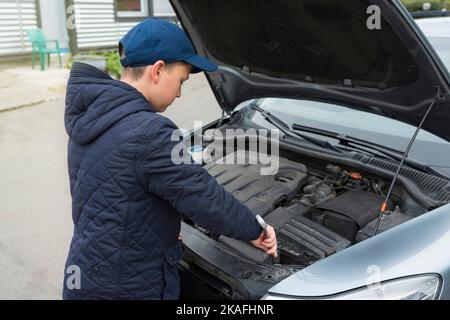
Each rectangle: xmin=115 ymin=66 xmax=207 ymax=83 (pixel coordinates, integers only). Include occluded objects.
xmin=200 ymin=151 xmax=413 ymax=268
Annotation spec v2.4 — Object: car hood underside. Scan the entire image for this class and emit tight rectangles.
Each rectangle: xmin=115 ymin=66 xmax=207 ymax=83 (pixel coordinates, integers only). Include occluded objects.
xmin=170 ymin=0 xmax=450 ymax=141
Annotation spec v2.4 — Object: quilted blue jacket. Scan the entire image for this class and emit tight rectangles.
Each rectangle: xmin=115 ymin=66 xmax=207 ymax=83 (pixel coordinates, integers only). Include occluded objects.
xmin=62 ymin=62 xmax=262 ymax=300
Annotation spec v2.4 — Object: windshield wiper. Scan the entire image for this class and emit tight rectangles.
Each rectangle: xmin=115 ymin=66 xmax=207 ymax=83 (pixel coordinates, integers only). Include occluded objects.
xmin=292 ymin=123 xmax=403 ymax=153
xmin=248 ymin=100 xmax=448 ymax=179
xmin=292 ymin=123 xmax=450 ymax=180
xmin=249 ymin=103 xmax=343 ymax=153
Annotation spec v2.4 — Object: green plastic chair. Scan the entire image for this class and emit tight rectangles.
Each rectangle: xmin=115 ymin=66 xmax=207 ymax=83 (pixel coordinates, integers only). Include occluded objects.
xmin=26 ymin=29 xmax=63 ymax=71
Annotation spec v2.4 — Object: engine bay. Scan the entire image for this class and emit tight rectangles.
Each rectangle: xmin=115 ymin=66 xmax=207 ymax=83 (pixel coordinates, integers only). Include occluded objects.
xmin=198 ymin=151 xmax=420 ymax=268
xmin=180 ymin=123 xmax=450 ymax=299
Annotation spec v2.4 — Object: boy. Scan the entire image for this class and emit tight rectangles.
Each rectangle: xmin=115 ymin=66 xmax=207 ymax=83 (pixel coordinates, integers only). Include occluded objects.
xmin=63 ymin=18 xmax=277 ymax=300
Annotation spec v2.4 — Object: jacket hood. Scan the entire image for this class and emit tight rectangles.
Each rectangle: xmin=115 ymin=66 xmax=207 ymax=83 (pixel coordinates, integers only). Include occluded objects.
xmin=65 ymin=62 xmax=152 ymax=145
xmin=170 ymin=0 xmax=450 ymax=141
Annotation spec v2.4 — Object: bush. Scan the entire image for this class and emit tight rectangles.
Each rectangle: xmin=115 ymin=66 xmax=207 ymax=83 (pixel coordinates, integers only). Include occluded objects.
xmin=100 ymin=50 xmax=122 ymax=79
xmin=66 ymin=49 xmax=122 ymax=79
xmin=401 ymin=0 xmax=449 ymax=11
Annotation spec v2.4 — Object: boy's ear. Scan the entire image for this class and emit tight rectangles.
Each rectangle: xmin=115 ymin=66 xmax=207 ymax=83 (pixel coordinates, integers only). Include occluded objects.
xmin=149 ymin=60 xmax=166 ymax=83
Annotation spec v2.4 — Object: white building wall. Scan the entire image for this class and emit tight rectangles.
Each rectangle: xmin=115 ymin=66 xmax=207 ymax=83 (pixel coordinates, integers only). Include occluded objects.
xmin=153 ymin=0 xmax=174 ymax=17
xmin=39 ymin=0 xmax=69 ymax=49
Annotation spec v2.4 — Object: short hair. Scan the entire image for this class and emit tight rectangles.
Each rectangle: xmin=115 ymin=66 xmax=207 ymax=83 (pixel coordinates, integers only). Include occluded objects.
xmin=121 ymin=66 xmax=147 ymax=81
xmin=118 ymin=43 xmax=145 ymax=80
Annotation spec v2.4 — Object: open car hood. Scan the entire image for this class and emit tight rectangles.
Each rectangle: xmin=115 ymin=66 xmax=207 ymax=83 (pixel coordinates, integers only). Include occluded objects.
xmin=170 ymin=0 xmax=450 ymax=141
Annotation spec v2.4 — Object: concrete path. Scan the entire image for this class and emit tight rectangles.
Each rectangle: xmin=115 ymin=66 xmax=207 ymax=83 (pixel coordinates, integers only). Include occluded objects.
xmin=0 ymin=66 xmax=69 ymax=113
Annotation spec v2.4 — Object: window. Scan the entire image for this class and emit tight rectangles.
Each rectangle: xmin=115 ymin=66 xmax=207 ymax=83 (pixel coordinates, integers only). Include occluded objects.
xmin=117 ymin=0 xmax=149 ymax=18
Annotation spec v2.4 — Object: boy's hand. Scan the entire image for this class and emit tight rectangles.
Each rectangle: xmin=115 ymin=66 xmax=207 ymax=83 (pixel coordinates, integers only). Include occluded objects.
xmin=250 ymin=225 xmax=278 ymax=258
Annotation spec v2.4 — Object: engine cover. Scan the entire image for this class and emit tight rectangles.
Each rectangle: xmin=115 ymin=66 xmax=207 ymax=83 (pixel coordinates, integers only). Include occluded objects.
xmin=265 ymin=204 xmax=351 ymax=266
xmin=204 ymin=152 xmax=308 ymax=217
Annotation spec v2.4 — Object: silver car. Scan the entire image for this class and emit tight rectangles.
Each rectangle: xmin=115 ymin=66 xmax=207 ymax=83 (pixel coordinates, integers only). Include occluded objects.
xmin=415 ymin=15 xmax=450 ymax=73
xmin=170 ymin=0 xmax=450 ymax=300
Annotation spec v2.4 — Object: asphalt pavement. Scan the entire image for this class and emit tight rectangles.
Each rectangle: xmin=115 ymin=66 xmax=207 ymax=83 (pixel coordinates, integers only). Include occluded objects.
xmin=0 ymin=65 xmax=221 ymax=299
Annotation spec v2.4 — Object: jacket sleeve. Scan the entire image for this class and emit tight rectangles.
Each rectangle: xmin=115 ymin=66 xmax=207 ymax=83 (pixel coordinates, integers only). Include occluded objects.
xmin=136 ymin=116 xmax=262 ymax=242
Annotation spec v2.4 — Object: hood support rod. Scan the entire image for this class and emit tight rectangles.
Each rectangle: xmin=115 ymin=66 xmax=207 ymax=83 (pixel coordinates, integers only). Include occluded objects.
xmin=372 ymin=86 xmax=443 ymax=237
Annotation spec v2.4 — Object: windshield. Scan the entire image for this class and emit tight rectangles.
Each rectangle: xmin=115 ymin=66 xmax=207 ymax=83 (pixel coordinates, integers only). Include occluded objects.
xmin=249 ymin=98 xmax=450 ymax=170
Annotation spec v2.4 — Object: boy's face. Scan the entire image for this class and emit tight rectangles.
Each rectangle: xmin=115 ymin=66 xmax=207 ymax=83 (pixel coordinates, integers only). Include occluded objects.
xmin=149 ymin=61 xmax=191 ymax=112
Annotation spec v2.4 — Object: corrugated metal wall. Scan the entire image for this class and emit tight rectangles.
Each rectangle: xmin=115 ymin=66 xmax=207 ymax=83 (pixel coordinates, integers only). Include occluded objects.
xmin=73 ymin=0 xmax=134 ymax=49
xmin=73 ymin=0 xmax=175 ymax=50
xmin=0 ymin=0 xmax=39 ymax=56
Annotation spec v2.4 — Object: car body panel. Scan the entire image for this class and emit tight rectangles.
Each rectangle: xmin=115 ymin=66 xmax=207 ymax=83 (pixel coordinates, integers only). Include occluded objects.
xmin=415 ymin=16 xmax=450 ymax=38
xmin=415 ymin=16 xmax=450 ymax=73
xmin=170 ymin=0 xmax=450 ymax=141
xmin=267 ymin=203 xmax=450 ymax=298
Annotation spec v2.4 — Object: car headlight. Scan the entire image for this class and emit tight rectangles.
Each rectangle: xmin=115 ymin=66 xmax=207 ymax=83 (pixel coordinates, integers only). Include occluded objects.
xmin=263 ymin=275 xmax=441 ymax=300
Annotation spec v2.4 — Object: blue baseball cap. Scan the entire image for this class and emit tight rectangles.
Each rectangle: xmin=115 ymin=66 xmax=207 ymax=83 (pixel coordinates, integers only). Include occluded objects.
xmin=119 ymin=18 xmax=217 ymax=74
